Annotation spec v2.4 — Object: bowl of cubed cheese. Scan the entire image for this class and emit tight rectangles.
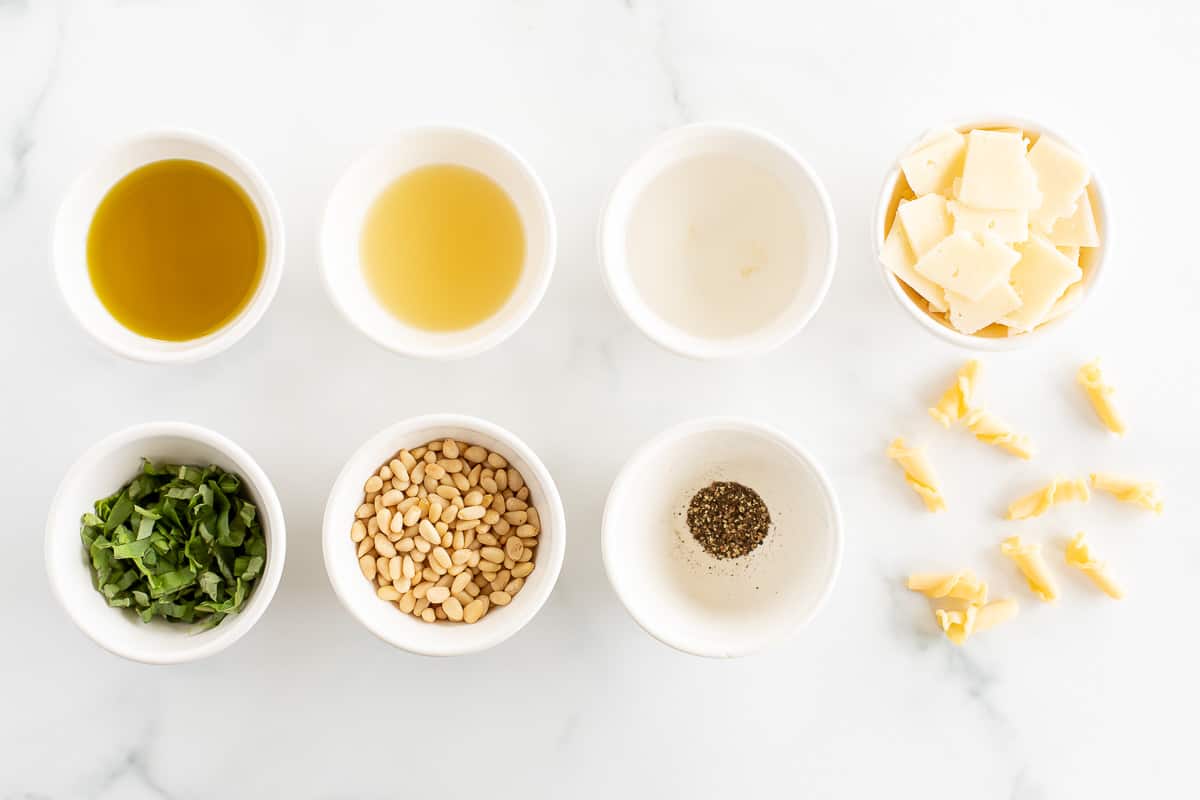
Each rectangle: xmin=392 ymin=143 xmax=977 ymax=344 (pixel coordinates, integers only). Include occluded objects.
xmin=874 ymin=116 xmax=1108 ymax=349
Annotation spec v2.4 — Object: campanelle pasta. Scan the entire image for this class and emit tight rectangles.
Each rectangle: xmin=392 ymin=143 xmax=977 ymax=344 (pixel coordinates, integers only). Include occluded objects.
xmin=1077 ymin=360 xmax=1126 ymax=435
xmin=907 ymin=570 xmax=988 ymax=603
xmin=1000 ymin=535 xmax=1058 ymax=601
xmin=929 ymin=359 xmax=980 ymax=428
xmin=1090 ymin=473 xmax=1164 ymax=514
xmin=886 ymin=438 xmax=947 ymax=512
xmin=964 ymin=408 xmax=1035 ymax=460
xmin=1006 ymin=477 xmax=1090 ymax=520
xmin=935 ymin=597 xmax=1019 ymax=645
xmin=1065 ymin=532 xmax=1125 ymax=599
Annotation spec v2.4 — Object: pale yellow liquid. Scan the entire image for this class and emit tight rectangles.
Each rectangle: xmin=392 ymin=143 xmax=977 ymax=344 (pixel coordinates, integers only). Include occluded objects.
xmin=361 ymin=164 xmax=525 ymax=331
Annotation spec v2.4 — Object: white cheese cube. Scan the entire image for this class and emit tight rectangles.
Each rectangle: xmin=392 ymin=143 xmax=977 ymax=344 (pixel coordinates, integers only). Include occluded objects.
xmin=896 ymin=193 xmax=952 ymax=259
xmin=901 ymin=131 xmax=966 ymax=196
xmin=999 ymin=236 xmax=1083 ymax=331
xmin=947 ymin=200 xmax=1029 ymax=243
xmin=913 ymin=231 xmax=1020 ymax=302
xmin=880 ymin=223 xmax=948 ymax=312
xmin=947 ymin=282 xmax=1023 ymax=334
xmin=958 ymin=130 xmax=1042 ymax=210
xmin=1058 ymin=246 xmax=1080 ymax=263
xmin=1047 ymin=190 xmax=1100 ymax=247
xmin=1027 ymin=136 xmax=1090 ymax=231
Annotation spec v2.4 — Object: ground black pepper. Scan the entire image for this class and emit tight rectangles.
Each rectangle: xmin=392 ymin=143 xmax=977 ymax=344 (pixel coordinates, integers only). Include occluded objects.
xmin=686 ymin=481 xmax=771 ymax=559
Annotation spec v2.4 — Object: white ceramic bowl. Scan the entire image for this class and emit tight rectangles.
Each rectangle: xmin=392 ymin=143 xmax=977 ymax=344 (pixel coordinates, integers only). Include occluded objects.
xmin=599 ymin=122 xmax=837 ymax=359
xmin=44 ymin=422 xmax=287 ymax=664
xmin=873 ymin=114 xmax=1109 ymax=351
xmin=53 ymin=130 xmax=286 ymax=363
xmin=320 ymin=127 xmax=556 ymax=360
xmin=322 ymin=414 xmax=566 ymax=655
xmin=602 ymin=417 xmax=842 ymax=658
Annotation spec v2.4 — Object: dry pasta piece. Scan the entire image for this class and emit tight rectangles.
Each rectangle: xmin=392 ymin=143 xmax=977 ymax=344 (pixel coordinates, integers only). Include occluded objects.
xmin=1006 ymin=477 xmax=1089 ymax=520
xmin=928 ymin=359 xmax=981 ymax=428
xmin=1065 ymin=532 xmax=1125 ymax=599
xmin=886 ymin=438 xmax=946 ymax=512
xmin=1090 ymin=473 xmax=1164 ymax=514
xmin=906 ymin=569 xmax=988 ymax=604
xmin=1000 ymin=535 xmax=1058 ymax=601
xmin=964 ymin=408 xmax=1035 ymax=460
xmin=934 ymin=598 xmax=1018 ymax=645
xmin=1077 ymin=360 xmax=1126 ymax=435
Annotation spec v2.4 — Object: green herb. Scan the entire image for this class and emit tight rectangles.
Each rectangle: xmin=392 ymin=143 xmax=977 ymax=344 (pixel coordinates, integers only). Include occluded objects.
xmin=80 ymin=459 xmax=266 ymax=629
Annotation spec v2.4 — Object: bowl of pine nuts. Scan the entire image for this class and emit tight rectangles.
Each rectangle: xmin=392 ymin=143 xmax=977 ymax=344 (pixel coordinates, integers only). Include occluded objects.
xmin=322 ymin=414 xmax=565 ymax=655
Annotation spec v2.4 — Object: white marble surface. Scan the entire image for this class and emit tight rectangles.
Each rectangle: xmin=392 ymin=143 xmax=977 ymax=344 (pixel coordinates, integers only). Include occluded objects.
xmin=2 ymin=1 xmax=1197 ymax=797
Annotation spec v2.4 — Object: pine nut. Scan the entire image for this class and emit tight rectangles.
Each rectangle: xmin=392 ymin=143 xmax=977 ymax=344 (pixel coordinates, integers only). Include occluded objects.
xmin=463 ymin=599 xmax=485 ymax=623
xmin=459 ymin=505 xmax=486 ymax=521
xmin=374 ymin=534 xmax=396 ymax=558
xmin=505 ymin=538 xmax=524 ymax=560
xmin=418 ymin=519 xmax=440 ymax=544
xmin=432 ymin=547 xmax=452 ymax=570
xmin=354 ymin=439 xmax=541 ymax=624
xmin=443 ymin=596 xmax=464 ymax=621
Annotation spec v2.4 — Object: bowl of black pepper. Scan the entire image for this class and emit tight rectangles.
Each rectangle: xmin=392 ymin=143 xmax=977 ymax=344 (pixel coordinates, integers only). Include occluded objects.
xmin=601 ymin=417 xmax=842 ymax=657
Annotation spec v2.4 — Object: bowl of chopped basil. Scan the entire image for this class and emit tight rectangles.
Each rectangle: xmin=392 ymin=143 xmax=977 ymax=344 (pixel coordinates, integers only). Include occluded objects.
xmin=45 ymin=421 xmax=286 ymax=664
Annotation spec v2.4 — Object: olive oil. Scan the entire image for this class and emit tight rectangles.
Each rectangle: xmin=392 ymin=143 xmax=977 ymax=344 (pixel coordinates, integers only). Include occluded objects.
xmin=361 ymin=164 xmax=525 ymax=331
xmin=87 ymin=159 xmax=265 ymax=341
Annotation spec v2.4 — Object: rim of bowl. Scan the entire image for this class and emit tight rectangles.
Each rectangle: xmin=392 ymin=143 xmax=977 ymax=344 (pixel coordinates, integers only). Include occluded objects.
xmin=318 ymin=125 xmax=558 ymax=361
xmin=872 ymin=113 xmax=1110 ymax=352
xmin=600 ymin=416 xmax=844 ymax=658
xmin=321 ymin=413 xmax=566 ymax=655
xmin=598 ymin=121 xmax=839 ymax=360
xmin=44 ymin=421 xmax=288 ymax=664
xmin=52 ymin=129 xmax=286 ymax=364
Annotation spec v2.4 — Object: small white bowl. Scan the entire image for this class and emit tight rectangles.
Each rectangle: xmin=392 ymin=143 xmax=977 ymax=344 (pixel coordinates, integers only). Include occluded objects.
xmin=599 ymin=122 xmax=838 ymax=359
xmin=44 ymin=422 xmax=287 ymax=664
xmin=53 ymin=130 xmax=286 ymax=363
xmin=873 ymin=114 xmax=1110 ymax=351
xmin=602 ymin=417 xmax=842 ymax=658
xmin=320 ymin=127 xmax=557 ymax=360
xmin=322 ymin=414 xmax=566 ymax=656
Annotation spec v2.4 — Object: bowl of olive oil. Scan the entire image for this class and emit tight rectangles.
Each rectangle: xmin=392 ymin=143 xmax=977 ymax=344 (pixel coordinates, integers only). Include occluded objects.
xmin=320 ymin=126 xmax=556 ymax=359
xmin=54 ymin=130 xmax=285 ymax=363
